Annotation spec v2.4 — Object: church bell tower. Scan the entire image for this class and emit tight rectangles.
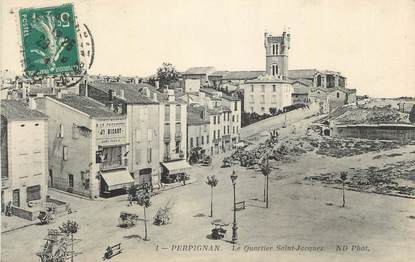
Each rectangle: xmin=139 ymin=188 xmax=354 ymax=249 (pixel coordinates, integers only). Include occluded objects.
xmin=264 ymin=31 xmax=290 ymax=80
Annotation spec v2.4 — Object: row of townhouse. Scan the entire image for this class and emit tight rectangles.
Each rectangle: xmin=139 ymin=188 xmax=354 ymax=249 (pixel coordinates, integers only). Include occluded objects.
xmin=182 ymin=88 xmax=241 ymax=159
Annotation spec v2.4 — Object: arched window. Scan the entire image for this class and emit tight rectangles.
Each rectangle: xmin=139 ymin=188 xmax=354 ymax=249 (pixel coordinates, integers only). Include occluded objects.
xmin=272 ymin=65 xmax=278 ymax=76
xmin=317 ymin=75 xmax=322 ymax=87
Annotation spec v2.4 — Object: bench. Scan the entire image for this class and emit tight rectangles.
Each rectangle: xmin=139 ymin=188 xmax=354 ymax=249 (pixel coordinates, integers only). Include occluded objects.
xmin=234 ymin=201 xmax=246 ymax=211
xmin=104 ymin=243 xmax=122 ymax=260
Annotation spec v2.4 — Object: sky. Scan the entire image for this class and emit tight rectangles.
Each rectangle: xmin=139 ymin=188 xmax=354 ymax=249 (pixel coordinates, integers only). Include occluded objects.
xmin=1 ymin=0 xmax=414 ymax=97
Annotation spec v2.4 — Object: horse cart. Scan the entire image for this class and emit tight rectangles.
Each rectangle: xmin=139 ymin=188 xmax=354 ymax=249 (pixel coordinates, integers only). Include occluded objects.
xmin=118 ymin=212 xmax=139 ymax=228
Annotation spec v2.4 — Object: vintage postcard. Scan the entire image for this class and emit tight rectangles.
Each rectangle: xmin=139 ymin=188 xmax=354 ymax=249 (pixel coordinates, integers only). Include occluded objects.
xmin=1 ymin=0 xmax=414 ymax=262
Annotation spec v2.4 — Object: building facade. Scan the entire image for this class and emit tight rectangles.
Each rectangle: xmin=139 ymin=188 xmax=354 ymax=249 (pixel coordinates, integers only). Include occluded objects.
xmin=37 ymin=94 xmax=131 ymax=198
xmin=1 ymin=100 xmax=48 ymax=217
xmin=83 ymin=82 xmax=161 ymax=188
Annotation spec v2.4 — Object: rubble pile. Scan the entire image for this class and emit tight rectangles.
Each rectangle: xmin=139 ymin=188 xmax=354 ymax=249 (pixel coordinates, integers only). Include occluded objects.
xmin=304 ymin=160 xmax=415 ymax=198
xmin=329 ymin=106 xmax=409 ymax=125
xmin=314 ymin=138 xmax=401 ymax=158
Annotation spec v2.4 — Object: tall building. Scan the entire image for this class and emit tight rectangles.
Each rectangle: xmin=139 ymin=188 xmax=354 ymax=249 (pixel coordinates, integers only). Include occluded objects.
xmin=264 ymin=31 xmax=291 ymax=80
xmin=243 ymin=31 xmax=293 ymax=115
xmin=1 ymin=100 xmax=48 ymax=219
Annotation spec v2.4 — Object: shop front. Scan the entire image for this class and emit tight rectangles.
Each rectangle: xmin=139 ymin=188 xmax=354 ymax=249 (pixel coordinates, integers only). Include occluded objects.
xmin=160 ymin=160 xmax=191 ymax=184
xmin=100 ymin=169 xmax=134 ymax=195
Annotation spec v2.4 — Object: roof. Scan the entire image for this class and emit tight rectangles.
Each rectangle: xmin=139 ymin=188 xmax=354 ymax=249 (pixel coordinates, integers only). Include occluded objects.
xmin=183 ymin=67 xmax=216 ymax=75
xmin=187 ymin=106 xmax=210 ymax=125
xmin=200 ymin=88 xmax=240 ymax=102
xmin=88 ymin=83 xmax=158 ymax=105
xmin=246 ymin=74 xmax=290 ymax=84
xmin=292 ymin=85 xmax=309 ymax=95
xmin=222 ymin=71 xmax=265 ymax=80
xmin=52 ymin=95 xmax=122 ymax=118
xmin=209 ymin=71 xmax=229 ymax=77
xmin=288 ymin=69 xmax=318 ymax=79
xmin=1 ymin=100 xmax=48 ymax=121
xmin=290 ymin=79 xmax=313 ymax=87
xmin=145 ymin=86 xmax=187 ymax=104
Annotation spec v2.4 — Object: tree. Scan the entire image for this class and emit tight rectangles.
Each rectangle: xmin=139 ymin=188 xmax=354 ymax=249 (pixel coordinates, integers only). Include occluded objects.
xmin=409 ymin=105 xmax=415 ymax=123
xmin=260 ymin=157 xmax=271 ymax=208
xmin=59 ymin=220 xmax=79 ymax=262
xmin=340 ymin=172 xmax=348 ymax=208
xmin=129 ymin=186 xmax=152 ymax=240
xmin=206 ymin=175 xmax=219 ymax=217
xmin=155 ymin=62 xmax=179 ymax=91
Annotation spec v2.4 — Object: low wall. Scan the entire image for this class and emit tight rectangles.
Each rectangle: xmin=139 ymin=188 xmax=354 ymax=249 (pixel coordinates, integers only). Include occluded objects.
xmin=333 ymin=125 xmax=415 ymax=141
xmin=240 ymin=103 xmax=320 ymax=139
xmin=11 ymin=206 xmax=38 ymax=221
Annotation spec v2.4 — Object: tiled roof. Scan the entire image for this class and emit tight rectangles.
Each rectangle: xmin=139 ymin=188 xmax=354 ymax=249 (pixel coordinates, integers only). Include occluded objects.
xmin=183 ymin=67 xmax=216 ymax=75
xmin=88 ymin=83 xmax=158 ymax=105
xmin=222 ymin=71 xmax=265 ymax=80
xmin=52 ymin=95 xmax=122 ymax=118
xmin=1 ymin=100 xmax=48 ymax=121
xmin=209 ymin=71 xmax=229 ymax=77
xmin=290 ymin=79 xmax=313 ymax=87
xmin=288 ymin=69 xmax=318 ymax=79
xmin=200 ymin=88 xmax=240 ymax=102
xmin=246 ymin=74 xmax=290 ymax=84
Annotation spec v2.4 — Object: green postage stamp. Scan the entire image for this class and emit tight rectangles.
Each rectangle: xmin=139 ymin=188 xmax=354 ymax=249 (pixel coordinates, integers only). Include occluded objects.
xmin=19 ymin=4 xmax=80 ymax=78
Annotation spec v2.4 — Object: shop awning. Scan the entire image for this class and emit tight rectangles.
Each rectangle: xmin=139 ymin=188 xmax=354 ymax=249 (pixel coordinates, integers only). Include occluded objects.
xmin=101 ymin=169 xmax=134 ymax=191
xmin=161 ymin=160 xmax=191 ymax=175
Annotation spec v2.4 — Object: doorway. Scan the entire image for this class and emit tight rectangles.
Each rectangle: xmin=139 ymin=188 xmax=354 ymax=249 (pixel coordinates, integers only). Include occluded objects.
xmin=12 ymin=189 xmax=20 ymax=207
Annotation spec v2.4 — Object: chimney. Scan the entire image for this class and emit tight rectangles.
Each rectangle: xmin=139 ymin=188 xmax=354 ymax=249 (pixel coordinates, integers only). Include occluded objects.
xmin=155 ymin=81 xmax=159 ymax=89
xmin=168 ymin=89 xmax=175 ymax=102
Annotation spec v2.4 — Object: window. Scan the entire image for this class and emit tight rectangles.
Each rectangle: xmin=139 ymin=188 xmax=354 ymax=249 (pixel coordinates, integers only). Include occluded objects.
xmin=223 ymin=126 xmax=226 ymax=134
xmin=223 ymin=114 xmax=226 ymax=122
xmin=237 ymin=115 xmax=239 ymax=122
xmin=190 ymin=137 xmax=194 ymax=148
xmin=207 ymin=135 xmax=210 ymax=144
xmin=218 ymin=130 xmax=220 ymax=137
xmin=164 ymin=105 xmax=170 ymax=121
xmin=317 ymin=75 xmax=322 ymax=87
xmin=164 ymin=123 xmax=170 ymax=138
xmin=272 ymin=65 xmax=279 ymax=76
xmin=261 ymin=85 xmax=265 ymax=92
xmin=175 ymin=141 xmax=180 ymax=154
xmin=147 ymin=148 xmax=152 ymax=163
xmin=233 ymin=126 xmax=235 ymax=134
xmin=260 ymin=95 xmax=265 ymax=104
xmin=272 ymin=95 xmax=277 ymax=104
xmin=176 ymin=105 xmax=181 ymax=120
xmin=26 ymin=185 xmax=41 ymax=201
xmin=175 ymin=122 xmax=181 ymax=137
xmin=196 ymin=137 xmax=199 ymax=146
xmin=72 ymin=124 xmax=79 ymax=139
xmin=250 ymin=95 xmax=254 ymax=104
xmin=232 ymin=115 xmax=235 ymax=122
xmin=147 ymin=129 xmax=153 ymax=141
xmin=272 ymin=85 xmax=276 ymax=92
xmin=201 ymin=136 xmax=204 ymax=145
xmin=101 ymin=146 xmax=123 ymax=169
xmin=58 ymin=124 xmax=64 ymax=138
xmin=213 ymin=116 xmax=216 ymax=124
xmin=213 ymin=130 xmax=216 ymax=140
xmin=261 ymin=107 xmax=265 ymax=112
xmin=68 ymin=174 xmax=74 ymax=188
xmin=251 ymin=107 xmax=254 ymax=113
xmin=227 ymin=126 xmax=230 ymax=134
xmin=234 ymin=102 xmax=237 ymax=111
xmin=135 ymin=149 xmax=141 ymax=164
xmin=236 ymin=126 xmax=239 ymax=133
xmin=63 ymin=146 xmax=68 ymax=160
xmin=251 ymin=85 xmax=254 ymax=92
xmin=337 ymin=92 xmax=340 ymax=98
xmin=218 ymin=115 xmax=220 ymax=124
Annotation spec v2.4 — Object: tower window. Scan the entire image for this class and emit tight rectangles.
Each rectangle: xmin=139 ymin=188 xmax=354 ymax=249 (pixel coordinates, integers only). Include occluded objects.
xmin=272 ymin=65 xmax=278 ymax=76
xmin=272 ymin=44 xmax=279 ymax=55
xmin=337 ymin=92 xmax=340 ymax=98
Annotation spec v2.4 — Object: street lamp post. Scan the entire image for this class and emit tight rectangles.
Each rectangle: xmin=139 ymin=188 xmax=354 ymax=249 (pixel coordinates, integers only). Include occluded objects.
xmin=230 ymin=170 xmax=238 ymax=243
